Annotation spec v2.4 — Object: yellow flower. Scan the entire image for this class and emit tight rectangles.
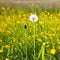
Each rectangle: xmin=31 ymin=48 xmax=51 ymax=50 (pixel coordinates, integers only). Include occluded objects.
xmin=40 ymin=32 xmax=44 ymax=34
xmin=36 ymin=23 xmax=38 ymax=26
xmin=21 ymin=19 xmax=25 ymax=23
xmin=48 ymin=34 xmax=52 ymax=37
xmin=19 ymin=15 xmax=21 ymax=18
xmin=31 ymin=4 xmax=35 ymax=7
xmin=0 ymin=40 xmax=2 ymax=42
xmin=51 ymin=28 xmax=56 ymax=33
xmin=58 ymin=42 xmax=60 ymax=44
xmin=32 ymin=34 xmax=36 ymax=38
xmin=37 ymin=39 xmax=42 ymax=43
xmin=7 ymin=30 xmax=11 ymax=34
xmin=5 ymin=45 xmax=10 ymax=49
xmin=58 ymin=46 xmax=60 ymax=49
xmin=57 ymin=39 xmax=59 ymax=42
xmin=46 ymin=45 xmax=49 ymax=48
xmin=2 ymin=7 xmax=5 ymax=10
xmin=0 ymin=29 xmax=2 ymax=32
xmin=0 ymin=29 xmax=3 ymax=32
xmin=46 ymin=42 xmax=49 ymax=44
xmin=19 ymin=42 xmax=22 ymax=47
xmin=50 ymin=48 xmax=56 ymax=55
xmin=50 ymin=37 xmax=52 ymax=40
xmin=13 ymin=38 xmax=16 ymax=42
xmin=5 ymin=58 xmax=9 ymax=60
xmin=28 ymin=36 xmax=31 ymax=40
xmin=0 ymin=49 xmax=3 ymax=53
xmin=17 ymin=21 xmax=20 ymax=24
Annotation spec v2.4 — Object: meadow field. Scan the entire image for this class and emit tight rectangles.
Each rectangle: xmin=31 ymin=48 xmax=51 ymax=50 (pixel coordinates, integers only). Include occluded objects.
xmin=0 ymin=7 xmax=60 ymax=60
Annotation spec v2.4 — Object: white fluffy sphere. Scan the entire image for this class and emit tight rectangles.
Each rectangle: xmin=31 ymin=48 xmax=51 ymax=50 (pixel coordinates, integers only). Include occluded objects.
xmin=29 ymin=14 xmax=38 ymax=22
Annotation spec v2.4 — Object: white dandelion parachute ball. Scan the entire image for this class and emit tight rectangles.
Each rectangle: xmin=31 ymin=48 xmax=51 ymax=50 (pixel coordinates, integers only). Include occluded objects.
xmin=29 ymin=14 xmax=38 ymax=22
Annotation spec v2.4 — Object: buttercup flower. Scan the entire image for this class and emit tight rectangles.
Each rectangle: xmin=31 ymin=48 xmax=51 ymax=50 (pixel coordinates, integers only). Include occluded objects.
xmin=0 ymin=49 xmax=3 ymax=53
xmin=50 ymin=48 xmax=56 ymax=55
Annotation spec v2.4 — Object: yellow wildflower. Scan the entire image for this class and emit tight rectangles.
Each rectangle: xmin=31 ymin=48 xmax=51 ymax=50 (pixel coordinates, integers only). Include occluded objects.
xmin=58 ymin=42 xmax=60 ymax=44
xmin=0 ymin=49 xmax=3 ymax=53
xmin=46 ymin=42 xmax=49 ymax=44
xmin=48 ymin=34 xmax=52 ymax=37
xmin=40 ymin=32 xmax=44 ymax=34
xmin=0 ymin=40 xmax=2 ymax=42
xmin=17 ymin=21 xmax=20 ymax=24
xmin=31 ymin=4 xmax=35 ymax=7
xmin=50 ymin=48 xmax=56 ymax=55
xmin=58 ymin=46 xmax=60 ymax=50
xmin=0 ymin=29 xmax=3 ymax=32
xmin=32 ymin=34 xmax=36 ymax=38
xmin=2 ymin=7 xmax=5 ymax=10
xmin=57 ymin=39 xmax=59 ymax=42
xmin=5 ymin=45 xmax=10 ymax=49
xmin=28 ymin=36 xmax=31 ymax=40
xmin=5 ymin=58 xmax=9 ymax=60
xmin=46 ymin=45 xmax=49 ymax=48
xmin=37 ymin=39 xmax=42 ymax=43
xmin=7 ymin=30 xmax=11 ymax=34
xmin=19 ymin=42 xmax=22 ymax=47
xmin=51 ymin=28 xmax=56 ymax=33
xmin=13 ymin=38 xmax=16 ymax=42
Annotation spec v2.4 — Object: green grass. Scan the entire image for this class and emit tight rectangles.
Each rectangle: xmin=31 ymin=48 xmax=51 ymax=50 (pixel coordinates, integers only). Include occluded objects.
xmin=0 ymin=7 xmax=60 ymax=60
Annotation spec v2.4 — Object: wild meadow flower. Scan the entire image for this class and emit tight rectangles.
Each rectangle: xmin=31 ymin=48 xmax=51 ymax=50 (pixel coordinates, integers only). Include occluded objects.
xmin=17 ymin=21 xmax=20 ymax=24
xmin=58 ymin=46 xmax=60 ymax=50
xmin=5 ymin=58 xmax=9 ymax=60
xmin=0 ymin=27 xmax=4 ymax=32
xmin=31 ymin=4 xmax=35 ymax=7
xmin=46 ymin=45 xmax=49 ymax=48
xmin=50 ymin=48 xmax=56 ymax=55
xmin=7 ymin=30 xmax=11 ymax=34
xmin=2 ymin=7 xmax=5 ymax=10
xmin=0 ymin=40 xmax=2 ymax=42
xmin=13 ymin=38 xmax=16 ymax=42
xmin=28 ymin=36 xmax=31 ymax=40
xmin=5 ymin=45 xmax=10 ymax=49
xmin=46 ymin=42 xmax=49 ymax=44
xmin=48 ymin=34 xmax=53 ymax=37
xmin=58 ymin=42 xmax=60 ymax=44
xmin=0 ymin=49 xmax=3 ymax=53
xmin=19 ymin=42 xmax=22 ymax=47
xmin=0 ymin=29 xmax=2 ymax=32
xmin=37 ymin=39 xmax=42 ymax=43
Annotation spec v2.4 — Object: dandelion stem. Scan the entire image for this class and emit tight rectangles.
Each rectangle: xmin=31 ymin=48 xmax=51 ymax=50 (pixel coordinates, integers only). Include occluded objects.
xmin=34 ymin=23 xmax=35 ymax=60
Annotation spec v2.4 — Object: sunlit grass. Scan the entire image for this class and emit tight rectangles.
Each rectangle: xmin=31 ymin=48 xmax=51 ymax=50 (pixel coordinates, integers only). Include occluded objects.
xmin=0 ymin=7 xmax=60 ymax=60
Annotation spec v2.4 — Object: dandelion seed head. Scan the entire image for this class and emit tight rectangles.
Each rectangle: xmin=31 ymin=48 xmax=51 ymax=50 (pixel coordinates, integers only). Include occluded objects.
xmin=29 ymin=14 xmax=38 ymax=22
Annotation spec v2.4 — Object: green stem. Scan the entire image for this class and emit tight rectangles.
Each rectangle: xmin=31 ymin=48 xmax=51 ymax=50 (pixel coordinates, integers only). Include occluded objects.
xmin=42 ymin=44 xmax=45 ymax=60
xmin=34 ymin=23 xmax=35 ymax=60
